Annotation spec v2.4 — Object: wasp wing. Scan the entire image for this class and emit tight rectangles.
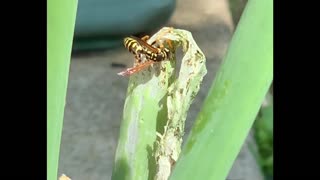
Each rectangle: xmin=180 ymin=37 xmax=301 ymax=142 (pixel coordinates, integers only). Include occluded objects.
xmin=129 ymin=36 xmax=159 ymax=53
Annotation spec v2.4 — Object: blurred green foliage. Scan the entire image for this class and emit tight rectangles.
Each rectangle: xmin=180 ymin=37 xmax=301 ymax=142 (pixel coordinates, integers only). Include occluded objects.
xmin=253 ymin=92 xmax=273 ymax=179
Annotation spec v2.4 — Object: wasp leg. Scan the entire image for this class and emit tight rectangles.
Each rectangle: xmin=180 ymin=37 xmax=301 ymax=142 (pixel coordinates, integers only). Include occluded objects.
xmin=153 ymin=28 xmax=174 ymax=49
xmin=153 ymin=38 xmax=173 ymax=50
xmin=141 ymin=35 xmax=150 ymax=42
xmin=118 ymin=60 xmax=156 ymax=76
xmin=162 ymin=27 xmax=174 ymax=47
xmin=165 ymin=39 xmax=173 ymax=49
xmin=134 ymin=55 xmax=142 ymax=65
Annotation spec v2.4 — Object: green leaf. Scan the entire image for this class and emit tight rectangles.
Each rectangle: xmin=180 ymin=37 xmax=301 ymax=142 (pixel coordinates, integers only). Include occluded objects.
xmin=47 ymin=0 xmax=78 ymax=179
xmin=169 ymin=0 xmax=273 ymax=179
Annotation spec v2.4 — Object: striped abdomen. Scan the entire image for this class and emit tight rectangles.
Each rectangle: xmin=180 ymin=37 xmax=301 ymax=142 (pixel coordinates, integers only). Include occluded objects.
xmin=123 ymin=37 xmax=143 ymax=55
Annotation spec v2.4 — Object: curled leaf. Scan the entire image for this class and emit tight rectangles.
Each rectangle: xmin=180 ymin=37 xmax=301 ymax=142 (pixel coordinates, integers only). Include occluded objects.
xmin=112 ymin=27 xmax=207 ymax=180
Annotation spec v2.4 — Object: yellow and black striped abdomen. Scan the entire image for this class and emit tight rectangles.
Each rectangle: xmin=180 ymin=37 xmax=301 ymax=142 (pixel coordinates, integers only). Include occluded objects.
xmin=123 ymin=37 xmax=143 ymax=55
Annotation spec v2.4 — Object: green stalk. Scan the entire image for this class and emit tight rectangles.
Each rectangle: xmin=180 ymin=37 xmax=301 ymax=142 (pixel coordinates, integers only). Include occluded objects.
xmin=47 ymin=0 xmax=78 ymax=180
xmin=112 ymin=31 xmax=176 ymax=180
xmin=112 ymin=28 xmax=207 ymax=180
xmin=169 ymin=0 xmax=273 ymax=179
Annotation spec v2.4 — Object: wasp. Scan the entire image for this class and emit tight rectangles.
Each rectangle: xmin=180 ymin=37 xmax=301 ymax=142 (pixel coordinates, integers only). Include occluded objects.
xmin=118 ymin=34 xmax=171 ymax=76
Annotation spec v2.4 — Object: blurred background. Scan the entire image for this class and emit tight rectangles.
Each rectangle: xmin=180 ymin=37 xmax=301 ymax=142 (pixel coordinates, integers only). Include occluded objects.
xmin=58 ymin=0 xmax=273 ymax=179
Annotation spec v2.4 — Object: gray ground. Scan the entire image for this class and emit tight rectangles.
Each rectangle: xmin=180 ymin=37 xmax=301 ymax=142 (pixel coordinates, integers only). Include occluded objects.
xmin=58 ymin=0 xmax=264 ymax=179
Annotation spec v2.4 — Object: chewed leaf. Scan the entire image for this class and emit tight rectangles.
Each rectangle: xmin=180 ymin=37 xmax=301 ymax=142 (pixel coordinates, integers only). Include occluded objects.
xmin=153 ymin=27 xmax=207 ymax=180
xmin=112 ymin=27 xmax=206 ymax=180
